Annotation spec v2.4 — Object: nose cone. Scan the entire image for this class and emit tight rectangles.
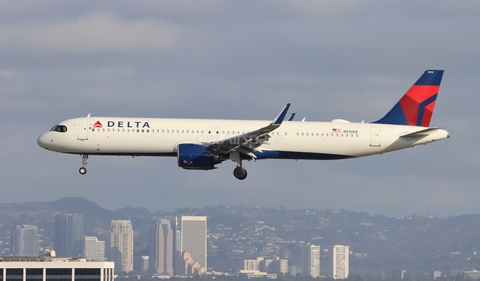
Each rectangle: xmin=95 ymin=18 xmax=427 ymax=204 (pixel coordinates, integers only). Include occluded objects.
xmin=37 ymin=133 xmax=49 ymax=149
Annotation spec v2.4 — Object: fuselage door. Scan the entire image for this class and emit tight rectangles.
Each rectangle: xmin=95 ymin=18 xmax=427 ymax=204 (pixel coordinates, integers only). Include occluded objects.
xmin=370 ymin=127 xmax=380 ymax=147
xmin=78 ymin=121 xmax=88 ymax=140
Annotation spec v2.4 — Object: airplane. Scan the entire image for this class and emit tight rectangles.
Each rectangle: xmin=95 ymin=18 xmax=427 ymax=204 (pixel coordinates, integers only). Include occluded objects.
xmin=37 ymin=70 xmax=449 ymax=180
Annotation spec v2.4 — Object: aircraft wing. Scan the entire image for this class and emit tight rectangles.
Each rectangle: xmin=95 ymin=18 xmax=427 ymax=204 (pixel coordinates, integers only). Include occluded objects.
xmin=207 ymin=104 xmax=291 ymax=157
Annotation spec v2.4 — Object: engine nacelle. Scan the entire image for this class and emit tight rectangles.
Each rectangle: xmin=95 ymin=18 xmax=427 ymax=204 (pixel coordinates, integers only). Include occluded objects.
xmin=177 ymin=143 xmax=218 ymax=170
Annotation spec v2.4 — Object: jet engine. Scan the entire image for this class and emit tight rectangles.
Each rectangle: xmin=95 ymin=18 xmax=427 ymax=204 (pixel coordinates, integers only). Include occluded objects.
xmin=177 ymin=143 xmax=221 ymax=170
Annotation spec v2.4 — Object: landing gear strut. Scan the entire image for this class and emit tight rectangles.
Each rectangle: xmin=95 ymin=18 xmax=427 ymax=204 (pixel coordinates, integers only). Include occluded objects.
xmin=233 ymin=165 xmax=247 ymax=180
xmin=79 ymin=154 xmax=88 ymax=175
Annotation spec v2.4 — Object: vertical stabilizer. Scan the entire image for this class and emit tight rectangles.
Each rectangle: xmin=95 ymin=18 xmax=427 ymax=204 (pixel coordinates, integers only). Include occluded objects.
xmin=374 ymin=70 xmax=444 ymax=127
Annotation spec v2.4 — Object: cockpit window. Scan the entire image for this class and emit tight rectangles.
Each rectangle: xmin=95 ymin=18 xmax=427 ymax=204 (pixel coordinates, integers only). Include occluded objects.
xmin=50 ymin=125 xmax=68 ymax=133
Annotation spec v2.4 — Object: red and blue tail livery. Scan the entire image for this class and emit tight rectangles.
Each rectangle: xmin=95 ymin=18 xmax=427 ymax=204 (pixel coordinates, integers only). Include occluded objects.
xmin=375 ymin=70 xmax=443 ymax=127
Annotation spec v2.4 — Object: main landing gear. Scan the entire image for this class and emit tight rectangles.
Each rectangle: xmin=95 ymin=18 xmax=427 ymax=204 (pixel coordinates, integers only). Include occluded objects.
xmin=79 ymin=154 xmax=88 ymax=175
xmin=233 ymin=165 xmax=247 ymax=180
xmin=230 ymin=151 xmax=248 ymax=180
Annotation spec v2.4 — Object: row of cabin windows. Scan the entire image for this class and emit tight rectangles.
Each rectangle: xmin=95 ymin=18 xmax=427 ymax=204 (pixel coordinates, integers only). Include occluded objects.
xmin=296 ymin=132 xmax=359 ymax=137
xmin=90 ymin=128 xmax=358 ymax=138
xmin=91 ymin=128 xmax=287 ymax=136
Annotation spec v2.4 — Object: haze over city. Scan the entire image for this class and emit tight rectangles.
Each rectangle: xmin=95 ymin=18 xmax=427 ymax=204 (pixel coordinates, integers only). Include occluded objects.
xmin=1 ymin=1 xmax=479 ymax=217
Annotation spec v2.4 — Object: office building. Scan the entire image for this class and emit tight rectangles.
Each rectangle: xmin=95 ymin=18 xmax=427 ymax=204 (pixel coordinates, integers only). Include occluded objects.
xmin=270 ymin=257 xmax=288 ymax=275
xmin=333 ymin=245 xmax=349 ymax=279
xmin=134 ymin=256 xmax=149 ymax=273
xmin=244 ymin=257 xmax=288 ymax=275
xmin=54 ymin=214 xmax=84 ymax=258
xmin=465 ymin=270 xmax=480 ymax=280
xmin=179 ymin=216 xmax=207 ymax=272
xmin=383 ymin=269 xmax=406 ymax=279
xmin=301 ymin=244 xmax=320 ymax=278
xmin=11 ymin=225 xmax=39 ymax=256
xmin=110 ymin=220 xmax=134 ymax=273
xmin=149 ymin=219 xmax=174 ymax=275
xmin=0 ymin=256 xmax=114 ymax=281
xmin=244 ymin=257 xmax=264 ymax=271
xmin=84 ymin=236 xmax=105 ymax=261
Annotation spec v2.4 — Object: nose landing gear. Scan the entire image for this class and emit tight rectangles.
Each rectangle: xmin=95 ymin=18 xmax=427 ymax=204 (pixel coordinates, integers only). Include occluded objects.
xmin=79 ymin=154 xmax=88 ymax=175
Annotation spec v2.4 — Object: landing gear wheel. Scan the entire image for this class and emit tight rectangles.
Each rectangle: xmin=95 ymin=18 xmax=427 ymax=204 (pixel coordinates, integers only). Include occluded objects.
xmin=233 ymin=166 xmax=247 ymax=180
xmin=79 ymin=154 xmax=89 ymax=175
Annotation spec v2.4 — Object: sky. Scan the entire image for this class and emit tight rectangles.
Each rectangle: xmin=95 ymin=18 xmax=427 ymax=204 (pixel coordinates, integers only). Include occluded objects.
xmin=1 ymin=1 xmax=479 ymax=217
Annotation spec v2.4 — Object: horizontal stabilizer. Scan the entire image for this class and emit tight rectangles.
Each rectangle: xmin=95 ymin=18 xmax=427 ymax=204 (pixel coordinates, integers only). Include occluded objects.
xmin=400 ymin=127 xmax=440 ymax=138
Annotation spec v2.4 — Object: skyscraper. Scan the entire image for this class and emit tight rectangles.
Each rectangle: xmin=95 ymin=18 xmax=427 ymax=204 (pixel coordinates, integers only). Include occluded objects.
xmin=54 ymin=214 xmax=84 ymax=258
xmin=149 ymin=219 xmax=174 ymax=275
xmin=11 ymin=225 xmax=39 ymax=256
xmin=110 ymin=220 xmax=134 ymax=273
xmin=301 ymin=244 xmax=320 ymax=278
xmin=333 ymin=245 xmax=349 ymax=279
xmin=84 ymin=236 xmax=105 ymax=261
xmin=179 ymin=216 xmax=207 ymax=272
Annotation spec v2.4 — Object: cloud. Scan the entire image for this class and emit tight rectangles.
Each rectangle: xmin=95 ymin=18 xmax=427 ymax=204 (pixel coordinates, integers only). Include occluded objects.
xmin=0 ymin=12 xmax=178 ymax=53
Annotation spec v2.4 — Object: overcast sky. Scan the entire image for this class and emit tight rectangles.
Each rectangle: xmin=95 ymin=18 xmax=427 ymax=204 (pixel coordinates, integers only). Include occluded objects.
xmin=1 ymin=1 xmax=479 ymax=217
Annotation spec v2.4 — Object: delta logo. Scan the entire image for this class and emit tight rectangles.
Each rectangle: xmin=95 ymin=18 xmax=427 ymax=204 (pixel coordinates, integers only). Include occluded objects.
xmin=93 ymin=121 xmax=103 ymax=128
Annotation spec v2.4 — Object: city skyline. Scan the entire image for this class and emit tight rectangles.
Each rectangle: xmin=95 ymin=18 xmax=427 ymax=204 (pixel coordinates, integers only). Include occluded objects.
xmin=1 ymin=198 xmax=480 ymax=278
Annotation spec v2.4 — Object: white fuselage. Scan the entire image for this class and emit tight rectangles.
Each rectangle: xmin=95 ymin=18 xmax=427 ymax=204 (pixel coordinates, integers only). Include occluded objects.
xmin=37 ymin=117 xmax=450 ymax=160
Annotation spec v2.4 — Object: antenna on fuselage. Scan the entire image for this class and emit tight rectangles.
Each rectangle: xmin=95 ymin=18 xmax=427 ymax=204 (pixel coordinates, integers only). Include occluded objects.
xmin=87 ymin=113 xmax=91 ymax=117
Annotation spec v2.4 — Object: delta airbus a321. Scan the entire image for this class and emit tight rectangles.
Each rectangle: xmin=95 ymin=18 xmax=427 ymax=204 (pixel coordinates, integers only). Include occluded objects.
xmin=37 ymin=70 xmax=449 ymax=180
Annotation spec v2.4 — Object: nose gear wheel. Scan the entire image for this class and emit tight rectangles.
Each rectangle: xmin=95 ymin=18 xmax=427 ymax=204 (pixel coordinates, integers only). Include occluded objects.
xmin=79 ymin=154 xmax=88 ymax=175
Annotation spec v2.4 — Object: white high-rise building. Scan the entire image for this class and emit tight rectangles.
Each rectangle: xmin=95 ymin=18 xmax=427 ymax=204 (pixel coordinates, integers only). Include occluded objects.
xmin=84 ymin=236 xmax=105 ymax=261
xmin=149 ymin=219 xmax=174 ymax=275
xmin=333 ymin=245 xmax=349 ymax=279
xmin=179 ymin=216 xmax=207 ymax=271
xmin=110 ymin=220 xmax=134 ymax=273
xmin=301 ymin=244 xmax=320 ymax=278
xmin=11 ymin=225 xmax=39 ymax=257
